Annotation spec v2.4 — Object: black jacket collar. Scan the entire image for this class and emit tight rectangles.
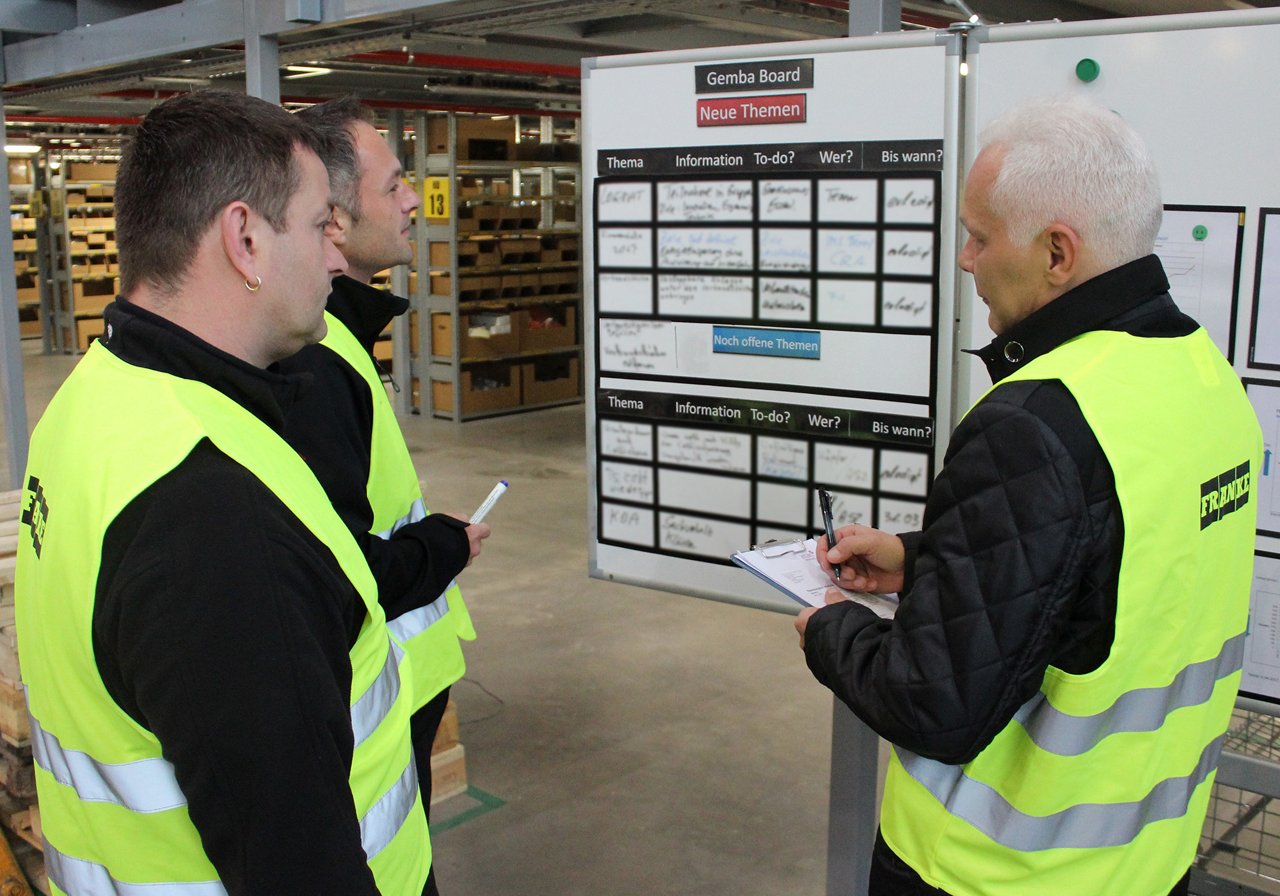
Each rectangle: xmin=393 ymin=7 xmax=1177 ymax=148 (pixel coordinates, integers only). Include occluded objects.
xmin=326 ymin=275 xmax=409 ymax=353
xmin=970 ymin=254 xmax=1196 ymax=383
xmin=100 ymin=298 xmax=310 ymax=432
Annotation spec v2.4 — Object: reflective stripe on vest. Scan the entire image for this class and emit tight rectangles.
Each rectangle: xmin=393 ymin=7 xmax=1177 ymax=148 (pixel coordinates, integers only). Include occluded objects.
xmin=374 ymin=496 xmax=426 ymax=540
xmin=896 ymin=732 xmax=1227 ymax=851
xmin=387 ymin=592 xmax=452 ymax=644
xmin=1011 ymin=632 xmax=1245 ymax=758
xmin=46 ymin=844 xmax=227 ymax=896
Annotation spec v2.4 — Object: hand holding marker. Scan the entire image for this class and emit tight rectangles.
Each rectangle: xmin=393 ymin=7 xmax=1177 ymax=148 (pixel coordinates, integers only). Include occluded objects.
xmin=472 ymin=480 xmax=509 ymax=524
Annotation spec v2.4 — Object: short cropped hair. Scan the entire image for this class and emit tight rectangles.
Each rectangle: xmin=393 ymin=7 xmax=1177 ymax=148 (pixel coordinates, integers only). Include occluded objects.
xmin=979 ymin=96 xmax=1162 ymax=270
xmin=295 ymin=96 xmax=375 ymax=220
xmin=116 ymin=90 xmax=325 ymax=295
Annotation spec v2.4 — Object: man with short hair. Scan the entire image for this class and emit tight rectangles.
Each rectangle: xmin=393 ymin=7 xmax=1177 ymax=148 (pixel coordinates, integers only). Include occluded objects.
xmin=282 ymin=98 xmax=486 ymax=896
xmin=16 ymin=91 xmax=430 ymax=895
xmin=796 ymin=96 xmax=1260 ymax=896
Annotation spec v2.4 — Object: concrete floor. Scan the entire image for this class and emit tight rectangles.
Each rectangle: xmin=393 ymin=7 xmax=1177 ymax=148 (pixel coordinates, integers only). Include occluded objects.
xmin=3 ymin=341 xmax=846 ymax=895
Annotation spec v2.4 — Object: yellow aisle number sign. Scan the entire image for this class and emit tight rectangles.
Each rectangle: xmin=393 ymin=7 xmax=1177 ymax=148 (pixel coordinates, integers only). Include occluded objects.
xmin=423 ymin=177 xmax=451 ymax=222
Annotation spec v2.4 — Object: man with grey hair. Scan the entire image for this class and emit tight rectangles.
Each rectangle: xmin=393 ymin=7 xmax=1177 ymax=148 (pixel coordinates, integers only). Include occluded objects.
xmin=796 ymin=96 xmax=1260 ymax=895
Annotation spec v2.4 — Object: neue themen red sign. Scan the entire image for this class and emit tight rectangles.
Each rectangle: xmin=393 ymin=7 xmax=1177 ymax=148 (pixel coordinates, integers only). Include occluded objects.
xmin=696 ymin=94 xmax=806 ymax=127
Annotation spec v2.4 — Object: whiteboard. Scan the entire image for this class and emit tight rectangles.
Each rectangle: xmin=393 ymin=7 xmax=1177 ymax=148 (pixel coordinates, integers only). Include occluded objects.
xmin=584 ymin=32 xmax=961 ymax=612
xmin=966 ymin=11 xmax=1280 ymax=705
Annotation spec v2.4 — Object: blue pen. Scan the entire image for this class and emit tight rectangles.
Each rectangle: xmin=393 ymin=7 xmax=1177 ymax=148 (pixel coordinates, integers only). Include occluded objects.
xmin=817 ymin=488 xmax=843 ymax=581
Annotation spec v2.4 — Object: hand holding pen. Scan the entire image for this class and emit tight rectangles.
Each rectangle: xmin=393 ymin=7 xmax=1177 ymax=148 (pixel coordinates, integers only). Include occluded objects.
xmin=816 ymin=518 xmax=908 ymax=595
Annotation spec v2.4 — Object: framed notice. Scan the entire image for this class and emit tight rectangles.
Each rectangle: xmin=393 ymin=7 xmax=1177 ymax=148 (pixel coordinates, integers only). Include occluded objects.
xmin=584 ymin=34 xmax=959 ymax=611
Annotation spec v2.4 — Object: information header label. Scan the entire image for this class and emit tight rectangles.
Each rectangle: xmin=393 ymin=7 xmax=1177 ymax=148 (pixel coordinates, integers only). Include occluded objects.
xmin=694 ymin=58 xmax=815 ymax=94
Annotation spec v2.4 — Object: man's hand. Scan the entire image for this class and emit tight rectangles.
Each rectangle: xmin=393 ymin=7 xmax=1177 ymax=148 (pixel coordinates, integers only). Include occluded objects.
xmin=446 ymin=513 xmax=490 ymax=566
xmin=816 ymin=525 xmax=906 ymax=594
xmin=792 ymin=589 xmax=853 ymax=648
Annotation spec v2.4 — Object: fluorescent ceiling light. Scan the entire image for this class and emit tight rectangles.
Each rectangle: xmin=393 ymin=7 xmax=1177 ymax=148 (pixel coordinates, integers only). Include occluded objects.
xmin=4 ymin=144 xmax=40 ymax=155
xmin=284 ymin=65 xmax=332 ymax=80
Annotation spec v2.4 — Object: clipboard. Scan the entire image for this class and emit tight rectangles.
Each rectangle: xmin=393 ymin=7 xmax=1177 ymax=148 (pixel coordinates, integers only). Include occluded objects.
xmin=730 ymin=537 xmax=899 ymax=619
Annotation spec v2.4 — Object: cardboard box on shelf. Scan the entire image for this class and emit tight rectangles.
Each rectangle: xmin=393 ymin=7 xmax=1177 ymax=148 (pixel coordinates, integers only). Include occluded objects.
xmin=522 ymin=304 xmax=576 ymax=351
xmin=432 ymin=310 xmax=523 ymax=359
xmin=522 ymin=356 xmax=580 ymax=406
xmin=7 ymin=159 xmax=32 ymax=185
xmin=76 ymin=316 xmax=105 ymax=351
xmin=431 ymin=363 xmax=521 ymax=415
xmin=67 ymin=161 xmax=118 ymax=182
xmin=425 ymin=116 xmax=515 ymax=161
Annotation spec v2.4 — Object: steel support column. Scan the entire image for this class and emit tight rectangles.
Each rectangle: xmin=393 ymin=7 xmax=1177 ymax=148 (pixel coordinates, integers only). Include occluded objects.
xmin=0 ymin=89 xmax=31 ymax=489
xmin=849 ymin=0 xmax=902 ymax=36
xmin=244 ymin=0 xmax=281 ymax=104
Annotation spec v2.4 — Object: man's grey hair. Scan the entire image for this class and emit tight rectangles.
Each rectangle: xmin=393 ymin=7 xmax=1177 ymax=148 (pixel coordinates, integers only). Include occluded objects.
xmin=979 ymin=96 xmax=1162 ymax=270
xmin=294 ymin=96 xmax=375 ymax=220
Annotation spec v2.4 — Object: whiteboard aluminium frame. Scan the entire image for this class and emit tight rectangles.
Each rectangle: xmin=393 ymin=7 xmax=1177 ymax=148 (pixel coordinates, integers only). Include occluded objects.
xmin=582 ymin=29 xmax=964 ymax=617
xmin=965 ymin=9 xmax=1280 ymax=727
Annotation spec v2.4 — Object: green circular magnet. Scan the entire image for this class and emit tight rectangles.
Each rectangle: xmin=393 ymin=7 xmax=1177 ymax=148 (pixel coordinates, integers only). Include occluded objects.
xmin=1192 ymin=225 xmax=1209 ymax=241
xmin=1075 ymin=58 xmax=1101 ymax=83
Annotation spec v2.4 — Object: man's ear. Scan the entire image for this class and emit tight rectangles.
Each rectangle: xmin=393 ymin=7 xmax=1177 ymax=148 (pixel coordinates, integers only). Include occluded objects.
xmin=219 ymin=200 xmax=262 ymax=284
xmin=326 ymin=205 xmax=353 ymax=249
xmin=1042 ymin=222 xmax=1084 ymax=288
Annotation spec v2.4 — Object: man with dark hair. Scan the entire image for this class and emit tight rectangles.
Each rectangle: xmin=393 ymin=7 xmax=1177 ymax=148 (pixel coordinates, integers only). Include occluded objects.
xmin=16 ymin=90 xmax=431 ymax=895
xmin=283 ymin=97 xmax=487 ymax=896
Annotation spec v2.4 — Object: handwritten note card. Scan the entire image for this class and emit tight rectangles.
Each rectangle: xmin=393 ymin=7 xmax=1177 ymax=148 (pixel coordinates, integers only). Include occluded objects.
xmin=818 ymin=229 xmax=876 ymax=274
xmin=602 ymin=503 xmax=654 ymax=546
xmin=760 ymin=278 xmax=813 ymax=321
xmin=759 ymin=180 xmax=812 ymax=222
xmin=883 ymin=179 xmax=935 ymax=225
xmin=598 ymin=272 xmax=653 ymax=314
xmin=818 ymin=279 xmax=876 ymax=325
xmin=658 ymin=426 xmax=751 ymax=473
xmin=597 ymin=183 xmax=653 ymax=222
xmin=815 ymin=443 xmax=874 ymax=488
xmin=878 ymin=498 xmax=925 ymax=531
xmin=600 ymin=420 xmax=654 ymax=461
xmin=601 ymin=461 xmax=656 ymax=503
xmin=598 ymin=228 xmax=652 ymax=267
xmin=658 ymin=228 xmax=753 ymax=270
xmin=878 ymin=450 xmax=929 ymax=497
xmin=757 ymin=436 xmax=809 ymax=481
xmin=881 ymin=281 xmax=933 ymax=328
xmin=660 ymin=512 xmax=750 ymax=558
xmin=599 ymin=319 xmax=675 ymax=373
xmin=817 ymin=179 xmax=878 ymax=223
xmin=658 ymin=181 xmax=753 ymax=222
xmin=759 ymin=228 xmax=812 ymax=271
xmin=658 ymin=274 xmax=753 ymax=318
xmin=882 ymin=230 xmax=934 ymax=277
xmin=825 ymin=490 xmax=873 ymax=528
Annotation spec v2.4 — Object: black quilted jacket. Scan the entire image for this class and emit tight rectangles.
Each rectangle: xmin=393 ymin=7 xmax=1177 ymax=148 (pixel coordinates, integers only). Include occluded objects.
xmin=803 ymin=255 xmax=1198 ymax=765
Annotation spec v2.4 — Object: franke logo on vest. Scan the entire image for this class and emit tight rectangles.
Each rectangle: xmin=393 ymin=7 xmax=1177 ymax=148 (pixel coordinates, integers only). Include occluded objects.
xmin=21 ymin=475 xmax=48 ymax=558
xmin=1201 ymin=461 xmax=1251 ymax=530
xmin=697 ymin=95 xmax=806 ymax=127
